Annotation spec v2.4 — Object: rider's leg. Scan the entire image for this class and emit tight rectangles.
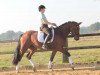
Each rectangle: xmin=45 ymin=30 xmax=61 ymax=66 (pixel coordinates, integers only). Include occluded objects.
xmin=42 ymin=28 xmax=49 ymax=35
xmin=42 ymin=28 xmax=51 ymax=49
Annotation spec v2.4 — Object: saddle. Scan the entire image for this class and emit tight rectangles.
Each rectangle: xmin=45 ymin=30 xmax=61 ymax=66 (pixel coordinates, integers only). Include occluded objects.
xmin=37 ymin=28 xmax=54 ymax=43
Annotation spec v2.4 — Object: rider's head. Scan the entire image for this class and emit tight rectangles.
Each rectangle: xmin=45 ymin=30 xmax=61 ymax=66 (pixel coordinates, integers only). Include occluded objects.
xmin=38 ymin=5 xmax=46 ymax=13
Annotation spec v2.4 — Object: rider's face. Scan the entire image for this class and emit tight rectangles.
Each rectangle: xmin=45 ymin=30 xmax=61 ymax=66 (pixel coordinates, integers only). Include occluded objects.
xmin=40 ymin=8 xmax=45 ymax=13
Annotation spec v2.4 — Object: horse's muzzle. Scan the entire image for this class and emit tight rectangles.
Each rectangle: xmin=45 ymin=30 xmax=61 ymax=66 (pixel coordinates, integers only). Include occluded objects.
xmin=74 ymin=35 xmax=79 ymax=41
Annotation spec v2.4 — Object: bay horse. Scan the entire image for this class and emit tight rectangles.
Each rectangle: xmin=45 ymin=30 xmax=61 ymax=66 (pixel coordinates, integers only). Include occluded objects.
xmin=12 ymin=21 xmax=81 ymax=72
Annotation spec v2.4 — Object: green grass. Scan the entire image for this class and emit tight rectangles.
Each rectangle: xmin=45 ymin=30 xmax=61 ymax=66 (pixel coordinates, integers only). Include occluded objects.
xmin=68 ymin=36 xmax=100 ymax=47
xmin=0 ymin=36 xmax=100 ymax=69
xmin=0 ymin=42 xmax=16 ymax=53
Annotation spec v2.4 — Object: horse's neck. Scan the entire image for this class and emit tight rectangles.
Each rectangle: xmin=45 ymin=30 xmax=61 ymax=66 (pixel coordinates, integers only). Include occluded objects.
xmin=57 ymin=24 xmax=70 ymax=38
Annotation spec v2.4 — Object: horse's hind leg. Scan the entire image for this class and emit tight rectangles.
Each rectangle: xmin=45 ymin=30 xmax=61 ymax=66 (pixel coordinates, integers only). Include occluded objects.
xmin=26 ymin=45 xmax=37 ymax=71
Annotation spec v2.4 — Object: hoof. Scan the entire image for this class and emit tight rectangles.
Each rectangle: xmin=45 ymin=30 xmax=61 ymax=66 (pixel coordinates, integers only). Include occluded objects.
xmin=48 ymin=64 xmax=53 ymax=69
xmin=48 ymin=61 xmax=54 ymax=69
xmin=70 ymin=63 xmax=75 ymax=70
xmin=16 ymin=70 xmax=19 ymax=73
xmin=50 ymin=68 xmax=53 ymax=71
xmin=71 ymin=67 xmax=75 ymax=70
xmin=48 ymin=67 xmax=53 ymax=69
xmin=48 ymin=67 xmax=53 ymax=71
xmin=33 ymin=67 xmax=36 ymax=72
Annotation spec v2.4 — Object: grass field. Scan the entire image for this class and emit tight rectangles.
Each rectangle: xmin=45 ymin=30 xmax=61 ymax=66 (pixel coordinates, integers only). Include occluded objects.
xmin=0 ymin=36 xmax=100 ymax=69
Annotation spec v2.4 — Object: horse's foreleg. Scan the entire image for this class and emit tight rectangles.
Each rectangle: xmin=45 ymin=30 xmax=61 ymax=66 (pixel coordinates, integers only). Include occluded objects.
xmin=63 ymin=50 xmax=74 ymax=70
xmin=48 ymin=51 xmax=57 ymax=69
xmin=68 ymin=56 xmax=74 ymax=70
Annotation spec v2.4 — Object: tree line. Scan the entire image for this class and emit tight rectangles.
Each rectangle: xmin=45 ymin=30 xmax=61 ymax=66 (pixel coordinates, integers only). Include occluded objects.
xmin=80 ymin=22 xmax=100 ymax=34
xmin=0 ymin=31 xmax=23 ymax=41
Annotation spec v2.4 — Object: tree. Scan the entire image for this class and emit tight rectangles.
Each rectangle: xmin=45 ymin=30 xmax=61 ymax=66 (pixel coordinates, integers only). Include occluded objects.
xmin=0 ymin=30 xmax=23 ymax=41
xmin=88 ymin=22 xmax=100 ymax=32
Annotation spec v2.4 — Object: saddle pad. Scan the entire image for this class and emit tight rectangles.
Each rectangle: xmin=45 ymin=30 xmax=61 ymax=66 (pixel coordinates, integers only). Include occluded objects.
xmin=37 ymin=28 xmax=54 ymax=43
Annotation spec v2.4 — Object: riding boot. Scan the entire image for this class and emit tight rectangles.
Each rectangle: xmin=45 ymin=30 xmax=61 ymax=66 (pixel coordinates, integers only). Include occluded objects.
xmin=42 ymin=34 xmax=50 ymax=50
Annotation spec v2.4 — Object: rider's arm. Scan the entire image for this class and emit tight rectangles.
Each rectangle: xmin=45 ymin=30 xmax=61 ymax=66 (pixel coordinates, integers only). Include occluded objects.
xmin=43 ymin=18 xmax=56 ymax=26
xmin=42 ymin=13 xmax=57 ymax=26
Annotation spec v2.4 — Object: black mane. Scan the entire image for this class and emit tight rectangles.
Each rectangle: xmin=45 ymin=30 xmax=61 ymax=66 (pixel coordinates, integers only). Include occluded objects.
xmin=58 ymin=21 xmax=77 ymax=28
xmin=58 ymin=22 xmax=68 ymax=28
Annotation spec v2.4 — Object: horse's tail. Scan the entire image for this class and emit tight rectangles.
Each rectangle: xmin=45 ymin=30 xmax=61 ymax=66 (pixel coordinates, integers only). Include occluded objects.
xmin=12 ymin=34 xmax=23 ymax=65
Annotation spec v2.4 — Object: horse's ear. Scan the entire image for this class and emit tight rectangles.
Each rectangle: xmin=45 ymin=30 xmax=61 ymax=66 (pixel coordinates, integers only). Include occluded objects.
xmin=78 ymin=22 xmax=82 ymax=25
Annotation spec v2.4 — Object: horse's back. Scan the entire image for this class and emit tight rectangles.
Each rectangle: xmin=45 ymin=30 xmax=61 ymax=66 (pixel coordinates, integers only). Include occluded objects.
xmin=21 ymin=30 xmax=38 ymax=42
xmin=25 ymin=30 xmax=37 ymax=34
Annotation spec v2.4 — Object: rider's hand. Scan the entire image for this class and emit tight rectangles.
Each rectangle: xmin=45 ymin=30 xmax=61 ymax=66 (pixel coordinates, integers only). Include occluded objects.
xmin=52 ymin=23 xmax=57 ymax=27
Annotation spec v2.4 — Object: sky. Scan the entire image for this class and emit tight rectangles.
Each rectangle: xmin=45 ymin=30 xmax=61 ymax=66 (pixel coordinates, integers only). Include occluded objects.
xmin=0 ymin=0 xmax=100 ymax=34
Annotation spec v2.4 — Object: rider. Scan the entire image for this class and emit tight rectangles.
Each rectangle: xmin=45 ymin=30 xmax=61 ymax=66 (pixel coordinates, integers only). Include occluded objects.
xmin=38 ymin=5 xmax=57 ymax=49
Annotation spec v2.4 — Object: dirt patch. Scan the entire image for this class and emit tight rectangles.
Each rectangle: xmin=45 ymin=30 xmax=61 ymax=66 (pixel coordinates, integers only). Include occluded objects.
xmin=0 ymin=68 xmax=100 ymax=75
xmin=0 ymin=64 xmax=100 ymax=75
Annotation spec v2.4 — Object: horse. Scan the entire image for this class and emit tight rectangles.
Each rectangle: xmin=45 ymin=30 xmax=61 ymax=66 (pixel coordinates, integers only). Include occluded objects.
xmin=12 ymin=21 xmax=81 ymax=72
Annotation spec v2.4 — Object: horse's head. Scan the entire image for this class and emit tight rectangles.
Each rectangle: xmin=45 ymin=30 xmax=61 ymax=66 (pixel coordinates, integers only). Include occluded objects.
xmin=69 ymin=21 xmax=82 ymax=41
